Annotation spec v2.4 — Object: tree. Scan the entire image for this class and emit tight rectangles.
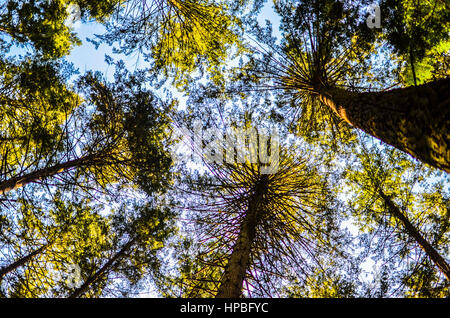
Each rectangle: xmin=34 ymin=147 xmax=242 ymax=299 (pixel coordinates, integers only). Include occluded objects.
xmin=0 ymin=0 xmax=120 ymax=58
xmin=1 ymin=0 xmax=449 ymax=300
xmin=0 ymin=245 xmax=49 ymax=282
xmin=380 ymin=0 xmax=450 ymax=86
xmin=378 ymin=191 xmax=449 ymax=282
xmin=0 ymin=57 xmax=80 ymax=187
xmin=165 ymin=116 xmax=348 ymax=298
xmin=0 ymin=189 xmax=176 ymax=297
xmin=0 ymin=41 xmax=176 ymax=296
xmin=68 ymin=203 xmax=176 ymax=298
xmin=0 ymin=193 xmax=112 ymax=297
xmin=92 ymin=0 xmax=248 ymax=88
xmin=0 ymin=67 xmax=173 ymax=198
xmin=317 ymin=78 xmax=450 ymax=173
xmin=245 ymin=0 xmax=450 ymax=173
xmin=344 ymin=137 xmax=449 ymax=296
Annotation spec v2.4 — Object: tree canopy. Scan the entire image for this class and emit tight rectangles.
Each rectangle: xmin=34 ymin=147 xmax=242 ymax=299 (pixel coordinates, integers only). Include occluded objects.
xmin=0 ymin=0 xmax=448 ymax=300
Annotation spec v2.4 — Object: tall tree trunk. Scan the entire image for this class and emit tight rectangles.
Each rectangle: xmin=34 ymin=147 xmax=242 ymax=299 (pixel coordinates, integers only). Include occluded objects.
xmin=216 ymin=179 xmax=268 ymax=298
xmin=318 ymin=78 xmax=450 ymax=173
xmin=68 ymin=238 xmax=136 ymax=298
xmin=215 ymin=208 xmax=257 ymax=298
xmin=0 ymin=244 xmax=49 ymax=280
xmin=0 ymin=153 xmax=99 ymax=195
xmin=379 ymin=191 xmax=450 ymax=281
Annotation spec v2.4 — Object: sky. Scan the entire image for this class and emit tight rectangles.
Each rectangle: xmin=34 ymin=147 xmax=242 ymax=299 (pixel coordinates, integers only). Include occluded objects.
xmin=66 ymin=23 xmax=131 ymax=78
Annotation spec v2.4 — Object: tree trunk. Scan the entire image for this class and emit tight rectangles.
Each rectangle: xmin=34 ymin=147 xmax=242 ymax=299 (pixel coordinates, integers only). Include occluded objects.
xmin=0 ymin=244 xmax=48 ymax=280
xmin=379 ymin=191 xmax=450 ymax=281
xmin=318 ymin=78 xmax=450 ymax=173
xmin=216 ymin=179 xmax=268 ymax=298
xmin=68 ymin=238 xmax=136 ymax=298
xmin=215 ymin=209 xmax=257 ymax=298
xmin=0 ymin=153 xmax=99 ymax=195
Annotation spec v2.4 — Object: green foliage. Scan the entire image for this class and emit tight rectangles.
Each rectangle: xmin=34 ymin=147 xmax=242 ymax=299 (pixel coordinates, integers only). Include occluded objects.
xmin=343 ymin=136 xmax=449 ymax=297
xmin=74 ymin=68 xmax=174 ymax=194
xmin=0 ymin=193 xmax=112 ymax=297
xmin=0 ymin=57 xmax=79 ymax=184
xmin=0 ymin=191 xmax=176 ymax=297
xmin=0 ymin=0 xmax=120 ymax=58
xmin=281 ymin=267 xmax=358 ymax=298
xmin=94 ymin=0 xmax=246 ymax=88
xmin=380 ymin=0 xmax=450 ymax=84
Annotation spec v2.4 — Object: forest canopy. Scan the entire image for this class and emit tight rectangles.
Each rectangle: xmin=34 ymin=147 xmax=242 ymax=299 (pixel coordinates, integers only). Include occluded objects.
xmin=0 ymin=0 xmax=448 ymax=298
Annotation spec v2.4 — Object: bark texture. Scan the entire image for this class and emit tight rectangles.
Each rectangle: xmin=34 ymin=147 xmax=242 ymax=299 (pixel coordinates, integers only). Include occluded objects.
xmin=215 ymin=209 xmax=257 ymax=298
xmin=216 ymin=177 xmax=268 ymax=298
xmin=0 ymin=154 xmax=100 ymax=195
xmin=380 ymin=191 xmax=450 ymax=281
xmin=318 ymin=78 xmax=450 ymax=173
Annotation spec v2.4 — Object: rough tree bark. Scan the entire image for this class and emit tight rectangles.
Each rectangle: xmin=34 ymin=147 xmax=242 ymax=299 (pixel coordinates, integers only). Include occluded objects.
xmin=318 ymin=78 xmax=450 ymax=173
xmin=216 ymin=177 xmax=268 ymax=298
xmin=0 ymin=153 xmax=101 ymax=195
